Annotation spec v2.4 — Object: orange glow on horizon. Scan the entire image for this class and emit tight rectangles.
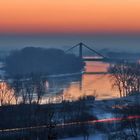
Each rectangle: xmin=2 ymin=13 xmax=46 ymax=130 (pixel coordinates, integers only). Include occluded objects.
xmin=0 ymin=0 xmax=140 ymax=34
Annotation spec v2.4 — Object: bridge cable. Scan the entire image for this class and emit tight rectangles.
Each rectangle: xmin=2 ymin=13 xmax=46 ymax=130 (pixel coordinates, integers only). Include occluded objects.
xmin=65 ymin=43 xmax=80 ymax=53
xmin=82 ymin=43 xmax=106 ymax=58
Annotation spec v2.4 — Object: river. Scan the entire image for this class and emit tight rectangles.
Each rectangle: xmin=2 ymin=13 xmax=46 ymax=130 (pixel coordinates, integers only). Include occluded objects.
xmin=0 ymin=61 xmax=119 ymax=103
xmin=46 ymin=61 xmax=119 ymax=102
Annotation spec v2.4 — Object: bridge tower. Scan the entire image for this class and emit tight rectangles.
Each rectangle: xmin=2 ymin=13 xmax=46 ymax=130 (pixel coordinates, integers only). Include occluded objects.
xmin=79 ymin=42 xmax=83 ymax=59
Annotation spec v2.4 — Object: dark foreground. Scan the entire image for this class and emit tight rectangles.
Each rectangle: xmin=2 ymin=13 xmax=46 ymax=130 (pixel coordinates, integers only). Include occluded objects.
xmin=0 ymin=97 xmax=140 ymax=140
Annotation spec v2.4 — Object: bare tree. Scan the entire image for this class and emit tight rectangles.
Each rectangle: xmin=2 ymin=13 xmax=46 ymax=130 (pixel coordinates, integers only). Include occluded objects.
xmin=24 ymin=80 xmax=34 ymax=104
xmin=31 ymin=74 xmax=46 ymax=104
xmin=110 ymin=62 xmax=140 ymax=97
xmin=20 ymin=81 xmax=28 ymax=104
xmin=35 ymin=79 xmax=46 ymax=104
xmin=12 ymin=76 xmax=23 ymax=104
xmin=0 ymin=82 xmax=14 ymax=105
xmin=6 ymin=86 xmax=14 ymax=105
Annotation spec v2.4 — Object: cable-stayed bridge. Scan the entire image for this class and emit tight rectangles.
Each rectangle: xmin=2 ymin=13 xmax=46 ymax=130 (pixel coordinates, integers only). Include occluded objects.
xmin=65 ymin=42 xmax=110 ymax=62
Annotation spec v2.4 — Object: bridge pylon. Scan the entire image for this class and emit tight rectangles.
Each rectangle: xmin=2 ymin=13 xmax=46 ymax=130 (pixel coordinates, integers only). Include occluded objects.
xmin=79 ymin=42 xmax=83 ymax=59
xmin=65 ymin=42 xmax=106 ymax=59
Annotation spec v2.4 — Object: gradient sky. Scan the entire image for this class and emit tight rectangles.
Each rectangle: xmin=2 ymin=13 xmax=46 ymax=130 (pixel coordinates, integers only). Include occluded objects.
xmin=0 ymin=0 xmax=140 ymax=51
xmin=0 ymin=0 xmax=140 ymax=34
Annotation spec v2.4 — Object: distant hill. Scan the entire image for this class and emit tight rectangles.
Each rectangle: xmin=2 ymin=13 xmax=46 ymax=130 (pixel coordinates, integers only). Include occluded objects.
xmin=107 ymin=52 xmax=140 ymax=62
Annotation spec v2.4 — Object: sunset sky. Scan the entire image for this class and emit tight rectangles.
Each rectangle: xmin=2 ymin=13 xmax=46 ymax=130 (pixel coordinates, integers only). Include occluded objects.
xmin=0 ymin=0 xmax=140 ymax=34
xmin=0 ymin=0 xmax=140 ymax=51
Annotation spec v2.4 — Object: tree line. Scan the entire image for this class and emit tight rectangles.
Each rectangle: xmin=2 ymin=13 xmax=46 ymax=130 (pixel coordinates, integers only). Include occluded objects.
xmin=5 ymin=47 xmax=84 ymax=77
xmin=0 ymin=74 xmax=47 ymax=106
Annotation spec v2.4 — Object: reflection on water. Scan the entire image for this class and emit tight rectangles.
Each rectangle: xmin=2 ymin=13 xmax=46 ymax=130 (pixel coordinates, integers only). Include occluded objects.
xmin=63 ymin=74 xmax=119 ymax=100
xmin=85 ymin=61 xmax=110 ymax=72
xmin=47 ymin=61 xmax=119 ymax=101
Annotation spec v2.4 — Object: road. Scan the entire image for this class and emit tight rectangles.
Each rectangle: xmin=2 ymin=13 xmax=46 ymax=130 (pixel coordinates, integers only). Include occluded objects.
xmin=0 ymin=115 xmax=140 ymax=133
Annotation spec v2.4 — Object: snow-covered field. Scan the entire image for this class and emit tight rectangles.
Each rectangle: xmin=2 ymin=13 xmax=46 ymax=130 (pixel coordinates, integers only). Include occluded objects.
xmin=61 ymin=95 xmax=140 ymax=140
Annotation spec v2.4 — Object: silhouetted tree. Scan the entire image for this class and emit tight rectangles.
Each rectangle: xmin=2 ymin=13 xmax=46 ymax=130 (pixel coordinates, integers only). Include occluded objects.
xmin=11 ymin=75 xmax=23 ymax=104
xmin=24 ymin=80 xmax=34 ymax=104
xmin=31 ymin=74 xmax=46 ymax=104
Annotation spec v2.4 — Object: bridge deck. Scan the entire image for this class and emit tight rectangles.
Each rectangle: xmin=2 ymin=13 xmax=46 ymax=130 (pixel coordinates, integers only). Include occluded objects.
xmin=83 ymin=58 xmax=109 ymax=62
xmin=84 ymin=72 xmax=108 ymax=74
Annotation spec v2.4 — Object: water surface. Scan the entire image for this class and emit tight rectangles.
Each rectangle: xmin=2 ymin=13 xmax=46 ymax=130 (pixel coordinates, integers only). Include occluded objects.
xmin=47 ymin=61 xmax=119 ymax=101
